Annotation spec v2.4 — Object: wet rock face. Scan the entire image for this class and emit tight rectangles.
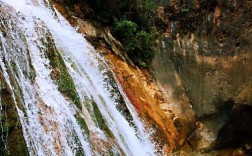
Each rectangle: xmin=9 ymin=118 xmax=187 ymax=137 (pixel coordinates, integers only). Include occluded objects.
xmin=52 ymin=0 xmax=184 ymax=153
xmin=52 ymin=0 xmax=252 ymax=153
xmin=152 ymin=0 xmax=252 ymax=153
xmin=0 ymin=71 xmax=29 ymax=156
xmin=153 ymin=0 xmax=252 ymax=118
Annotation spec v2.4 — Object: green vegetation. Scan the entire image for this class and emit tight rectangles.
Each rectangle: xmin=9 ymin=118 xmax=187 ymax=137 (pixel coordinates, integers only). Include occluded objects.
xmin=102 ymin=70 xmax=135 ymax=128
xmin=49 ymin=50 xmax=81 ymax=109
xmin=0 ymin=79 xmax=29 ymax=156
xmin=66 ymin=129 xmax=85 ymax=155
xmin=83 ymin=96 xmax=114 ymax=138
xmin=1 ymin=57 xmax=27 ymax=115
xmin=75 ymin=114 xmax=90 ymax=141
xmin=43 ymin=32 xmax=82 ymax=110
xmin=164 ymin=0 xmax=218 ymax=34
xmin=83 ymin=0 xmax=219 ymax=38
xmin=91 ymin=99 xmax=114 ymax=138
xmin=77 ymin=0 xmax=161 ymax=68
xmin=114 ymin=20 xmax=155 ymax=67
xmin=108 ymin=150 xmax=120 ymax=156
xmin=10 ymin=61 xmax=19 ymax=77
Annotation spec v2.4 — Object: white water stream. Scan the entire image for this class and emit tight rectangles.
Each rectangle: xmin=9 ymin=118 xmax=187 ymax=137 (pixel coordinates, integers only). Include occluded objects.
xmin=0 ymin=0 xmax=156 ymax=155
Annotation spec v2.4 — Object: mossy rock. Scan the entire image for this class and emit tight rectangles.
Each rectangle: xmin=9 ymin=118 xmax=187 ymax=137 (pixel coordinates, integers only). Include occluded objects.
xmin=0 ymin=75 xmax=29 ymax=156
xmin=75 ymin=114 xmax=90 ymax=141
xmin=42 ymin=31 xmax=82 ymax=110
xmin=102 ymin=70 xmax=135 ymax=128
xmin=90 ymin=98 xmax=114 ymax=138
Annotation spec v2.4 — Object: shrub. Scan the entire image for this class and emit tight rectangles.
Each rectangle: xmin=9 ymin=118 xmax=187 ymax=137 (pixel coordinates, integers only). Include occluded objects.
xmin=73 ymin=0 xmax=161 ymax=68
xmin=114 ymin=20 xmax=155 ymax=68
xmin=114 ymin=20 xmax=138 ymax=41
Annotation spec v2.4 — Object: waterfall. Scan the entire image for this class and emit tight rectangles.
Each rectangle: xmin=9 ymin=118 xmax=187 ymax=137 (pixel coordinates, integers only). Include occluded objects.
xmin=0 ymin=0 xmax=156 ymax=155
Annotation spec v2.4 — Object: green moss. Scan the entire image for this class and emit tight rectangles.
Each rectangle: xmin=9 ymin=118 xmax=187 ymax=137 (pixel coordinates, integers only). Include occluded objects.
xmin=108 ymin=150 xmax=119 ymax=156
xmin=10 ymin=61 xmax=19 ymax=77
xmin=91 ymin=99 xmax=114 ymax=138
xmin=43 ymin=32 xmax=82 ymax=110
xmin=84 ymin=97 xmax=91 ymax=112
xmin=28 ymin=66 xmax=36 ymax=83
xmin=108 ymin=149 xmax=122 ymax=156
xmin=26 ymin=45 xmax=36 ymax=83
xmin=65 ymin=127 xmax=85 ymax=156
xmin=1 ymin=58 xmax=27 ymax=115
xmin=75 ymin=114 xmax=90 ymax=141
xmin=102 ymin=71 xmax=135 ymax=128
xmin=0 ymin=76 xmax=29 ymax=156
xmin=16 ymin=134 xmax=29 ymax=156
xmin=2 ymin=122 xmax=15 ymax=133
xmin=109 ymin=150 xmax=114 ymax=156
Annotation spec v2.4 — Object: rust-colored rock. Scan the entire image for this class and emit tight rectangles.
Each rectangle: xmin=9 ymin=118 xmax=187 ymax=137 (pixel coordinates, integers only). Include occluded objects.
xmin=51 ymin=1 xmax=191 ymax=153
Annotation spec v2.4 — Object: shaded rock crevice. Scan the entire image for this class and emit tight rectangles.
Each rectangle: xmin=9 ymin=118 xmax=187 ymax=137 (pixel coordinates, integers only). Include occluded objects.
xmin=214 ymin=104 xmax=252 ymax=152
xmin=0 ymin=69 xmax=29 ymax=156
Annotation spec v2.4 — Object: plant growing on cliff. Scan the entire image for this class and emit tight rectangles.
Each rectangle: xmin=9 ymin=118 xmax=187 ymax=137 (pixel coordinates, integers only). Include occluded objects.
xmin=114 ymin=20 xmax=138 ymax=40
xmin=114 ymin=19 xmax=155 ymax=68
xmin=73 ymin=0 xmax=160 ymax=68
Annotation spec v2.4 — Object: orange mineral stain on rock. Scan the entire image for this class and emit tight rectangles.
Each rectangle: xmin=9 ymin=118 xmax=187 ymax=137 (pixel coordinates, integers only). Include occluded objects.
xmin=99 ymin=46 xmax=180 ymax=153
xmin=52 ymin=1 xmax=186 ymax=153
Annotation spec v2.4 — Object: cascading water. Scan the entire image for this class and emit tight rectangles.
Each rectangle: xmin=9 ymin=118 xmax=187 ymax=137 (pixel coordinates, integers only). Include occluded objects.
xmin=0 ymin=0 xmax=156 ymax=155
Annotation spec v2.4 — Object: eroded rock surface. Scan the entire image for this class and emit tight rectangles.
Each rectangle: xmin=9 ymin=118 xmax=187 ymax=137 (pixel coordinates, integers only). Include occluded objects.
xmin=52 ymin=0 xmax=252 ymax=155
xmin=152 ymin=0 xmax=252 ymax=154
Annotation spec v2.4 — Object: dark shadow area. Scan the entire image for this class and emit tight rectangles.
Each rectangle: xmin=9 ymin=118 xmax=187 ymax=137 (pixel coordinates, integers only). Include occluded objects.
xmin=214 ymin=104 xmax=252 ymax=154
